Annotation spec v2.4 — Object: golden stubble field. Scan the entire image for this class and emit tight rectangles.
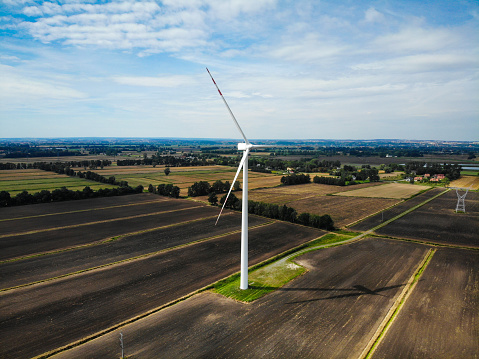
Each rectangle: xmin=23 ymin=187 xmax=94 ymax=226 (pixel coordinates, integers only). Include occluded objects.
xmin=450 ymin=175 xmax=479 ymax=190
xmin=333 ymin=182 xmax=429 ymax=199
xmin=236 ymin=182 xmax=402 ymax=228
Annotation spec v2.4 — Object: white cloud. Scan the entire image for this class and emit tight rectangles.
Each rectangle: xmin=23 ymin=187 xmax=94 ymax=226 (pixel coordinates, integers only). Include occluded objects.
xmin=112 ymin=75 xmax=196 ymax=87
xmin=364 ymin=7 xmax=385 ymax=23
xmin=0 ymin=63 xmax=87 ymax=101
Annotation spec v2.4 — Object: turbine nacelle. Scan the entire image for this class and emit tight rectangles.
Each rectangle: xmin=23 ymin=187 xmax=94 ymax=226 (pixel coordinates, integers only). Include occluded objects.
xmin=238 ymin=142 xmax=249 ymax=151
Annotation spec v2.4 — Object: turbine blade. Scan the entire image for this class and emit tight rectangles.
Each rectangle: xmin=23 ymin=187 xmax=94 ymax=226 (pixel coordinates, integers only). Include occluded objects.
xmin=215 ymin=149 xmax=249 ymax=225
xmin=206 ymin=68 xmax=249 ymax=144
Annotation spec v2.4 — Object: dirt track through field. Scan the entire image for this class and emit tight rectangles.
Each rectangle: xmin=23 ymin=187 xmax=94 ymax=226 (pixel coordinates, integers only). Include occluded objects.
xmin=0 ymin=205 xmax=219 ymax=261
xmin=0 ymin=222 xmax=323 ymax=359
xmin=0 ymin=213 xmax=268 ymax=290
xmin=372 ymin=248 xmax=479 ymax=359
xmin=349 ymin=188 xmax=446 ymax=231
xmin=52 ymin=238 xmax=429 ymax=359
xmin=375 ymin=190 xmax=479 ymax=247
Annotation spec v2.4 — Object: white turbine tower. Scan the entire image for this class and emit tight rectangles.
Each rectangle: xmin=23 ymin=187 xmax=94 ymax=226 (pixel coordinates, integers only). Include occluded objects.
xmin=207 ymin=68 xmax=269 ymax=290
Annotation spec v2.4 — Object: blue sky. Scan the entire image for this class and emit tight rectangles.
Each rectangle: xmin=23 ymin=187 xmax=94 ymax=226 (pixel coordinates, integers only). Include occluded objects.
xmin=1 ymin=0 xmax=478 ymax=141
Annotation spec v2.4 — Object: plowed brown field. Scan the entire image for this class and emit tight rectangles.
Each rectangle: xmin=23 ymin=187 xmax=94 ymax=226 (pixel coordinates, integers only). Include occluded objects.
xmin=373 ymin=248 xmax=479 ymax=359
xmin=52 ymin=238 xmax=429 ymax=359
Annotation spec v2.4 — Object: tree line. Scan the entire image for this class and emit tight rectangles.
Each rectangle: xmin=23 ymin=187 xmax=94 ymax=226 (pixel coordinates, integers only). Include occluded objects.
xmin=148 ymin=183 xmax=181 ymax=198
xmin=211 ymin=196 xmax=334 ymax=230
xmin=188 ymin=180 xmax=241 ymax=197
xmin=0 ymin=185 xmax=144 ymax=207
xmin=280 ymin=173 xmax=311 ymax=185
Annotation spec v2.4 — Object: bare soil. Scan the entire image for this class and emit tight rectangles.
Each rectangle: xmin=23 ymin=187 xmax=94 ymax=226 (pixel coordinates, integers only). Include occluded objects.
xmin=0 ymin=205 xmax=219 ymax=261
xmin=51 ymin=238 xmax=429 ymax=359
xmin=373 ymin=248 xmax=479 ymax=359
xmin=375 ymin=190 xmax=479 ymax=247
xmin=0 ymin=213 xmax=268 ymax=290
xmin=0 ymin=192 xmax=164 ymax=220
xmin=349 ymin=188 xmax=446 ymax=231
xmin=0 ymin=222 xmax=323 ymax=359
xmin=0 ymin=199 xmax=198 ymax=236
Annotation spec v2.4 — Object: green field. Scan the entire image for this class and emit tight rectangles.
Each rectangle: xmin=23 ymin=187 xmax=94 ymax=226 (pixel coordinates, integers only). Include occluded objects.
xmin=0 ymin=170 xmax=118 ymax=195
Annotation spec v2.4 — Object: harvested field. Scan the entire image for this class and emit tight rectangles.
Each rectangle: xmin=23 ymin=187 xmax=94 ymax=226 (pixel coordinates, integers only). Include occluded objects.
xmin=349 ymin=188 xmax=446 ymax=231
xmin=97 ymin=165 xmax=282 ymax=195
xmin=0 ymin=213 xmax=270 ymax=290
xmin=375 ymin=190 xmax=479 ymax=247
xmin=52 ymin=238 xmax=429 ymax=359
xmin=0 ymin=192 xmax=163 ymax=220
xmin=287 ymin=196 xmax=399 ymax=227
xmin=373 ymin=248 xmax=479 ymax=359
xmin=0 ymin=204 xmax=216 ymax=261
xmin=242 ymin=183 xmax=398 ymax=227
xmin=334 ymin=182 xmax=430 ymax=199
xmin=450 ymin=175 xmax=479 ymax=190
xmin=0 ymin=222 xmax=323 ymax=359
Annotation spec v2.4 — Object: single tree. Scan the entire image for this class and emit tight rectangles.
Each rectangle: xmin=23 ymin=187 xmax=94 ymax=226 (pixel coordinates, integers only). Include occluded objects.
xmin=208 ymin=192 xmax=218 ymax=205
xmin=164 ymin=167 xmax=171 ymax=176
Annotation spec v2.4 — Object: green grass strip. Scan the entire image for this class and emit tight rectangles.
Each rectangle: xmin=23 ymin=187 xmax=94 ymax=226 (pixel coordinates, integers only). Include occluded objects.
xmin=210 ymin=232 xmax=357 ymax=302
xmin=0 ymin=219 xmax=275 ymax=292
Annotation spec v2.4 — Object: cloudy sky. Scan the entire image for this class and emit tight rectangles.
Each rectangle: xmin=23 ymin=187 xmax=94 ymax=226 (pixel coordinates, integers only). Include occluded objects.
xmin=1 ymin=0 xmax=478 ymax=141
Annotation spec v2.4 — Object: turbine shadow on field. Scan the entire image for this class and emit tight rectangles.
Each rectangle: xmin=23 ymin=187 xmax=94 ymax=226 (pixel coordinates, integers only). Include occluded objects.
xmin=259 ymin=283 xmax=407 ymax=304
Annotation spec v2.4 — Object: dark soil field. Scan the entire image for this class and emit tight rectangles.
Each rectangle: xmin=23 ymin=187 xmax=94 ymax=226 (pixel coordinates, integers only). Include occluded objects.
xmin=0 ymin=192 xmax=167 ymax=220
xmin=375 ymin=190 xmax=479 ymax=247
xmin=52 ymin=238 xmax=429 ymax=359
xmin=0 ymin=198 xmax=201 ymax=235
xmin=0 ymin=220 xmax=323 ymax=358
xmin=0 ymin=205 xmax=218 ymax=261
xmin=0 ymin=213 xmax=269 ymax=290
xmin=349 ymin=187 xmax=446 ymax=231
xmin=373 ymin=248 xmax=479 ymax=359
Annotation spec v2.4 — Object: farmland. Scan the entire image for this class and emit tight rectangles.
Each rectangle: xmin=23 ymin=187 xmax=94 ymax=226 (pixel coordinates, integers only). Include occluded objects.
xmin=450 ymin=175 xmax=479 ymax=190
xmin=374 ymin=190 xmax=478 ymax=247
xmin=96 ymin=165 xmax=284 ymax=195
xmin=1 ymin=149 xmax=478 ymax=358
xmin=333 ymin=182 xmax=429 ymax=199
xmin=245 ymin=182 xmax=401 ymax=227
xmin=51 ymin=237 xmax=431 ymax=358
xmin=0 ymin=169 xmax=118 ymax=195
xmin=0 ymin=194 xmax=324 ymax=359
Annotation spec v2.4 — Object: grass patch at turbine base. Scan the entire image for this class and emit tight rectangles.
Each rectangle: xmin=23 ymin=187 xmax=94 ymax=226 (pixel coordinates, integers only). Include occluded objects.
xmin=212 ymin=261 xmax=306 ymax=302
xmin=212 ymin=232 xmax=358 ymax=302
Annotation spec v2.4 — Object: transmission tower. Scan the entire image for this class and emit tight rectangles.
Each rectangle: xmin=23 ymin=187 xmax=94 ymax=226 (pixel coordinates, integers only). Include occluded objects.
xmin=454 ymin=187 xmax=470 ymax=213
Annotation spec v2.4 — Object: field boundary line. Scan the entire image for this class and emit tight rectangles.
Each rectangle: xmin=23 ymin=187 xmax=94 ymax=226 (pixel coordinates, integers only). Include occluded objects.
xmin=368 ymin=188 xmax=450 ymax=234
xmin=344 ymin=199 xmax=406 ymax=228
xmin=359 ymin=248 xmax=436 ymax=359
xmin=345 ymin=186 xmax=442 ymax=228
xmin=0 ymin=205 xmax=202 ymax=238
xmin=31 ymin=225 xmax=323 ymax=359
xmin=0 ymin=197 xmax=170 ymax=222
xmin=0 ymin=212 xmax=234 ymax=264
xmin=0 ymin=220 xmax=276 ymax=292
xmin=369 ymin=234 xmax=479 ymax=251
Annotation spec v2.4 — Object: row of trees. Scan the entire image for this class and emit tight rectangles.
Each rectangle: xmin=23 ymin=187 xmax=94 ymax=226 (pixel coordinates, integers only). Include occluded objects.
xmin=212 ymin=197 xmax=335 ymax=230
xmin=313 ymin=176 xmax=346 ymax=186
xmin=0 ymin=185 xmax=144 ymax=207
xmin=188 ymin=180 xmax=240 ymax=197
xmin=149 ymin=184 xmax=181 ymax=198
xmin=280 ymin=173 xmax=311 ymax=185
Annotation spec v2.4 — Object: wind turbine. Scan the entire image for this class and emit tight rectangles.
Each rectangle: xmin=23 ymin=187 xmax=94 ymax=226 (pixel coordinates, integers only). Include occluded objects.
xmin=207 ymin=68 xmax=269 ymax=290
